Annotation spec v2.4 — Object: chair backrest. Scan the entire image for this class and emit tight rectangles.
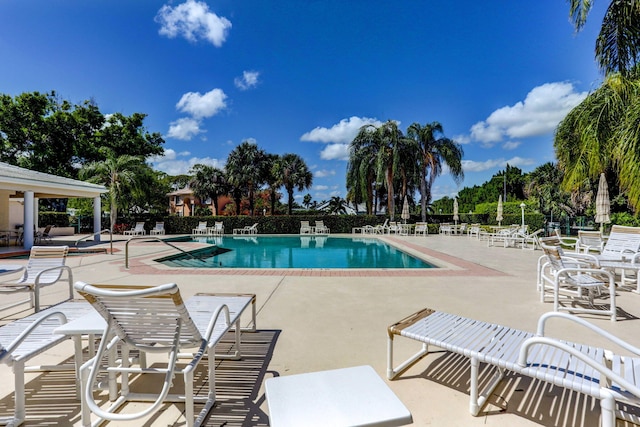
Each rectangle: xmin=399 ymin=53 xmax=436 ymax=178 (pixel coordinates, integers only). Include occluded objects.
xmin=41 ymin=224 xmax=53 ymax=236
xmin=215 ymin=221 xmax=223 ymax=230
xmin=134 ymin=222 xmax=145 ymax=231
xmin=578 ymin=230 xmax=603 ymax=247
xmin=540 ymin=241 xmax=566 ymax=272
xmin=197 ymin=221 xmax=207 ymax=230
xmin=301 ymin=221 xmax=310 ymax=227
xmin=74 ymin=282 xmax=203 ymax=351
xmin=154 ymin=222 xmax=164 ymax=230
xmin=23 ymin=246 xmax=69 ymax=284
xmin=602 ymin=225 xmax=640 ymax=257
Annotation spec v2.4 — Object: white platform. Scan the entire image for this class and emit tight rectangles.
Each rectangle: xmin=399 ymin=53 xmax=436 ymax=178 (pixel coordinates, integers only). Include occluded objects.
xmin=265 ymin=365 xmax=412 ymax=427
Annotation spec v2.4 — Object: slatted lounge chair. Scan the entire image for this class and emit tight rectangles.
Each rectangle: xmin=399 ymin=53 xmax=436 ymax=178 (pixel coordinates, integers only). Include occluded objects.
xmin=73 ymin=282 xmax=256 ymax=427
xmin=0 ymin=245 xmax=74 ymax=313
xmin=540 ymin=240 xmax=617 ymax=321
xmin=149 ymin=221 xmax=165 ymax=235
xmin=387 ymin=309 xmax=640 ymax=427
xmin=314 ymin=220 xmax=330 ymax=234
xmin=300 ymin=221 xmax=312 ymax=234
xmin=414 ymin=222 xmax=428 ymax=236
xmin=0 ymin=300 xmax=92 ymax=426
xmin=35 ymin=224 xmax=53 ymax=244
xmin=192 ymin=221 xmax=209 ymax=235
xmin=123 ymin=222 xmax=146 ymax=236
xmin=211 ymin=221 xmax=224 ymax=236
xmin=233 ymin=223 xmax=258 ymax=235
xmin=576 ymin=230 xmax=606 ymax=253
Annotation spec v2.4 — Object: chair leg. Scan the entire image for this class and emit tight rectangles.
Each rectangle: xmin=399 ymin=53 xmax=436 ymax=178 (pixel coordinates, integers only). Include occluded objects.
xmin=13 ymin=359 xmax=26 ymax=426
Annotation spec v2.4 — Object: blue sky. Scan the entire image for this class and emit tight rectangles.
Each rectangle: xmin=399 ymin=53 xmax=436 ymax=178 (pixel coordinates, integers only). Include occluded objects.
xmin=0 ymin=1 xmax=608 ymax=204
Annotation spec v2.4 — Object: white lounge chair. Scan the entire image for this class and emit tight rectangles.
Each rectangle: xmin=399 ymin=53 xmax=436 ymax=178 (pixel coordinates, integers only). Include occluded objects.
xmin=212 ymin=221 xmax=224 ymax=236
xmin=414 ymin=222 xmax=428 ymax=236
xmin=314 ymin=220 xmax=330 ymax=234
xmin=150 ymin=221 xmax=165 ymax=235
xmin=300 ymin=221 xmax=312 ymax=234
xmin=388 ymin=309 xmax=640 ymax=427
xmin=0 ymin=245 xmax=73 ymax=312
xmin=123 ymin=222 xmax=146 ymax=236
xmin=192 ymin=221 xmax=209 ymax=235
xmin=233 ymin=223 xmax=258 ymax=235
xmin=575 ymin=230 xmax=606 ymax=253
xmin=74 ymin=282 xmax=257 ymax=427
xmin=0 ymin=300 xmax=93 ymax=426
xmin=539 ymin=240 xmax=617 ymax=321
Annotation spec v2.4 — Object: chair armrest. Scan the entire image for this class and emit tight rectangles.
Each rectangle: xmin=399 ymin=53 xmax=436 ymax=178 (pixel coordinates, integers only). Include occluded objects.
xmin=517 ymin=335 xmax=640 ymax=399
xmin=203 ymin=303 xmax=231 ymax=346
xmin=534 ymin=312 xmax=640 ymax=356
xmin=1 ymin=311 xmax=68 ymax=363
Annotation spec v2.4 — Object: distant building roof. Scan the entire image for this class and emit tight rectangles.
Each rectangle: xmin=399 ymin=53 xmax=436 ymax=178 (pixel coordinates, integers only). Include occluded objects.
xmin=0 ymin=161 xmax=107 ymax=198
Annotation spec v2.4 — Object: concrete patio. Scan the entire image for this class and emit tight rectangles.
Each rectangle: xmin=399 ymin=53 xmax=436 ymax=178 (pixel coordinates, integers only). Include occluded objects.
xmin=0 ymin=232 xmax=639 ymax=426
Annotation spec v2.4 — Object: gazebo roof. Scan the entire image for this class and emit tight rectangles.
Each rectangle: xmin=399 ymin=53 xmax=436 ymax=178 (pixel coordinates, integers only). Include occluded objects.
xmin=0 ymin=162 xmax=107 ymax=198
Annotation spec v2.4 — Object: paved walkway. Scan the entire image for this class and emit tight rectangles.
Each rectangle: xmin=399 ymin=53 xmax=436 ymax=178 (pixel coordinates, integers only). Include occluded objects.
xmin=0 ymin=233 xmax=639 ymax=426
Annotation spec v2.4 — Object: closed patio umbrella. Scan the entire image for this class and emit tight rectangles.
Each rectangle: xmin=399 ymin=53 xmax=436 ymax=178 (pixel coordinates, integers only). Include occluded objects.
xmin=595 ymin=172 xmax=611 ymax=232
xmin=401 ymin=197 xmax=410 ymax=223
xmin=453 ymin=198 xmax=459 ymax=225
xmin=496 ymin=195 xmax=503 ymax=226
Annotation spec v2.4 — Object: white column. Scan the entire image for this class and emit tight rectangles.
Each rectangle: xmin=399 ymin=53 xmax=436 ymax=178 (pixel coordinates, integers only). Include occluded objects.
xmin=23 ymin=191 xmax=34 ymax=249
xmin=93 ymin=196 xmax=101 ymax=242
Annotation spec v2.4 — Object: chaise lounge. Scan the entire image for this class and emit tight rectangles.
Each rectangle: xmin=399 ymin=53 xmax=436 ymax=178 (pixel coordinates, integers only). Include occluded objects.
xmin=387 ymin=308 xmax=640 ymax=427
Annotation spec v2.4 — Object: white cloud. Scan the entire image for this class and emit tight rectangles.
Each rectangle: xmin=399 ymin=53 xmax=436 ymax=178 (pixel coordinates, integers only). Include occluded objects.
xmin=153 ymin=154 xmax=225 ymax=176
xmin=301 ymin=116 xmax=383 ymax=144
xmin=156 ymin=0 xmax=232 ymax=47
xmin=314 ymin=169 xmax=336 ymax=178
xmin=320 ymin=144 xmax=350 ymax=161
xmin=176 ymin=88 xmax=227 ymax=118
xmin=166 ymin=117 xmax=202 ymax=140
xmin=501 ymin=140 xmax=521 ymax=150
xmin=234 ymin=70 xmax=260 ymax=90
xmin=452 ymin=134 xmax=471 ymax=144
xmin=470 ymin=82 xmax=588 ymax=146
xmin=315 ymin=185 xmax=329 ymax=191
xmin=462 ymin=156 xmax=535 ymax=172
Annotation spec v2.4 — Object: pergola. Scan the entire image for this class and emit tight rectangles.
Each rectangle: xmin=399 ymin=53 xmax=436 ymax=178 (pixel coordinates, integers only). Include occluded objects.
xmin=0 ymin=162 xmax=107 ymax=249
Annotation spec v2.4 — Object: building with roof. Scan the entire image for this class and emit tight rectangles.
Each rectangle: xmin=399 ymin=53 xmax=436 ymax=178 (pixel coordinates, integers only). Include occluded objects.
xmin=0 ymin=162 xmax=107 ymax=249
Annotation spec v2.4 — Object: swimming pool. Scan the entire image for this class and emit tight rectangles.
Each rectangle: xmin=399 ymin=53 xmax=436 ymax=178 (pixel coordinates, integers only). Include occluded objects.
xmin=155 ymin=235 xmax=435 ymax=269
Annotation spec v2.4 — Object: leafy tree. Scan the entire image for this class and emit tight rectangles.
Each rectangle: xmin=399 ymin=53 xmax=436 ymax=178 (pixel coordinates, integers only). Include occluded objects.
xmin=225 ymin=141 xmax=268 ymax=215
xmin=407 ymin=122 xmax=464 ymax=221
xmin=189 ymin=164 xmax=229 ymax=215
xmin=272 ymin=153 xmax=313 ymax=215
xmin=567 ymin=0 xmax=640 ymax=76
xmin=79 ymin=151 xmax=145 ymax=232
xmin=263 ymin=153 xmax=282 ymax=215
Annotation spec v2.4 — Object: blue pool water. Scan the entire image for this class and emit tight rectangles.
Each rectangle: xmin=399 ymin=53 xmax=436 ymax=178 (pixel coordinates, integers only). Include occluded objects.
xmin=155 ymin=235 xmax=435 ymax=269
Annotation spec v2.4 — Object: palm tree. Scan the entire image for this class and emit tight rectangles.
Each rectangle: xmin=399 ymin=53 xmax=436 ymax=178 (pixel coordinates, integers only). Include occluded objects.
xmin=347 ymin=125 xmax=378 ymax=215
xmin=375 ymin=120 xmax=403 ymax=220
xmin=407 ymin=122 xmax=464 ymax=221
xmin=327 ymin=196 xmax=347 ymax=214
xmin=225 ymin=141 xmax=268 ymax=215
xmin=272 ymin=153 xmax=313 ymax=215
xmin=567 ymin=0 xmax=640 ymax=76
xmin=189 ymin=164 xmax=228 ymax=215
xmin=79 ymin=151 xmax=144 ymax=232
xmin=263 ymin=153 xmax=282 ymax=215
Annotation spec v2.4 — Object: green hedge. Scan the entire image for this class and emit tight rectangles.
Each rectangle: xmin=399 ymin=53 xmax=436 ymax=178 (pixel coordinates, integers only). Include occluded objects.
xmin=39 ymin=212 xmax=70 ymax=227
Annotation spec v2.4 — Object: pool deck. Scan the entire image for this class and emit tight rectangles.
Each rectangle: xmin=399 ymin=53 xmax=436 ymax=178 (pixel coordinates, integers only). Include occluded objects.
xmin=0 ymin=233 xmax=639 ymax=426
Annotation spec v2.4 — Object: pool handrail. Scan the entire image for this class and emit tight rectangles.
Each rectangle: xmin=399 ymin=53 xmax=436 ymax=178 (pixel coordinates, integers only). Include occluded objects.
xmin=75 ymin=229 xmax=113 ymax=255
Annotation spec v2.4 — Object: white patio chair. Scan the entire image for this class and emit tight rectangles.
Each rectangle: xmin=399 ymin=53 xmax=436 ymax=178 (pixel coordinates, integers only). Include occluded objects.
xmin=192 ymin=221 xmax=209 ymax=235
xmin=575 ymin=230 xmax=606 ymax=253
xmin=414 ymin=222 xmax=428 ymax=236
xmin=123 ymin=222 xmax=146 ymax=236
xmin=300 ymin=221 xmax=312 ymax=234
xmin=314 ymin=220 xmax=330 ymax=234
xmin=150 ymin=221 xmax=165 ymax=235
xmin=388 ymin=309 xmax=640 ymax=427
xmin=233 ymin=223 xmax=258 ymax=235
xmin=540 ymin=240 xmax=616 ymax=321
xmin=0 ymin=245 xmax=73 ymax=312
xmin=212 ymin=221 xmax=224 ymax=236
xmin=74 ymin=282 xmax=235 ymax=427
xmin=0 ymin=300 xmax=92 ymax=426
